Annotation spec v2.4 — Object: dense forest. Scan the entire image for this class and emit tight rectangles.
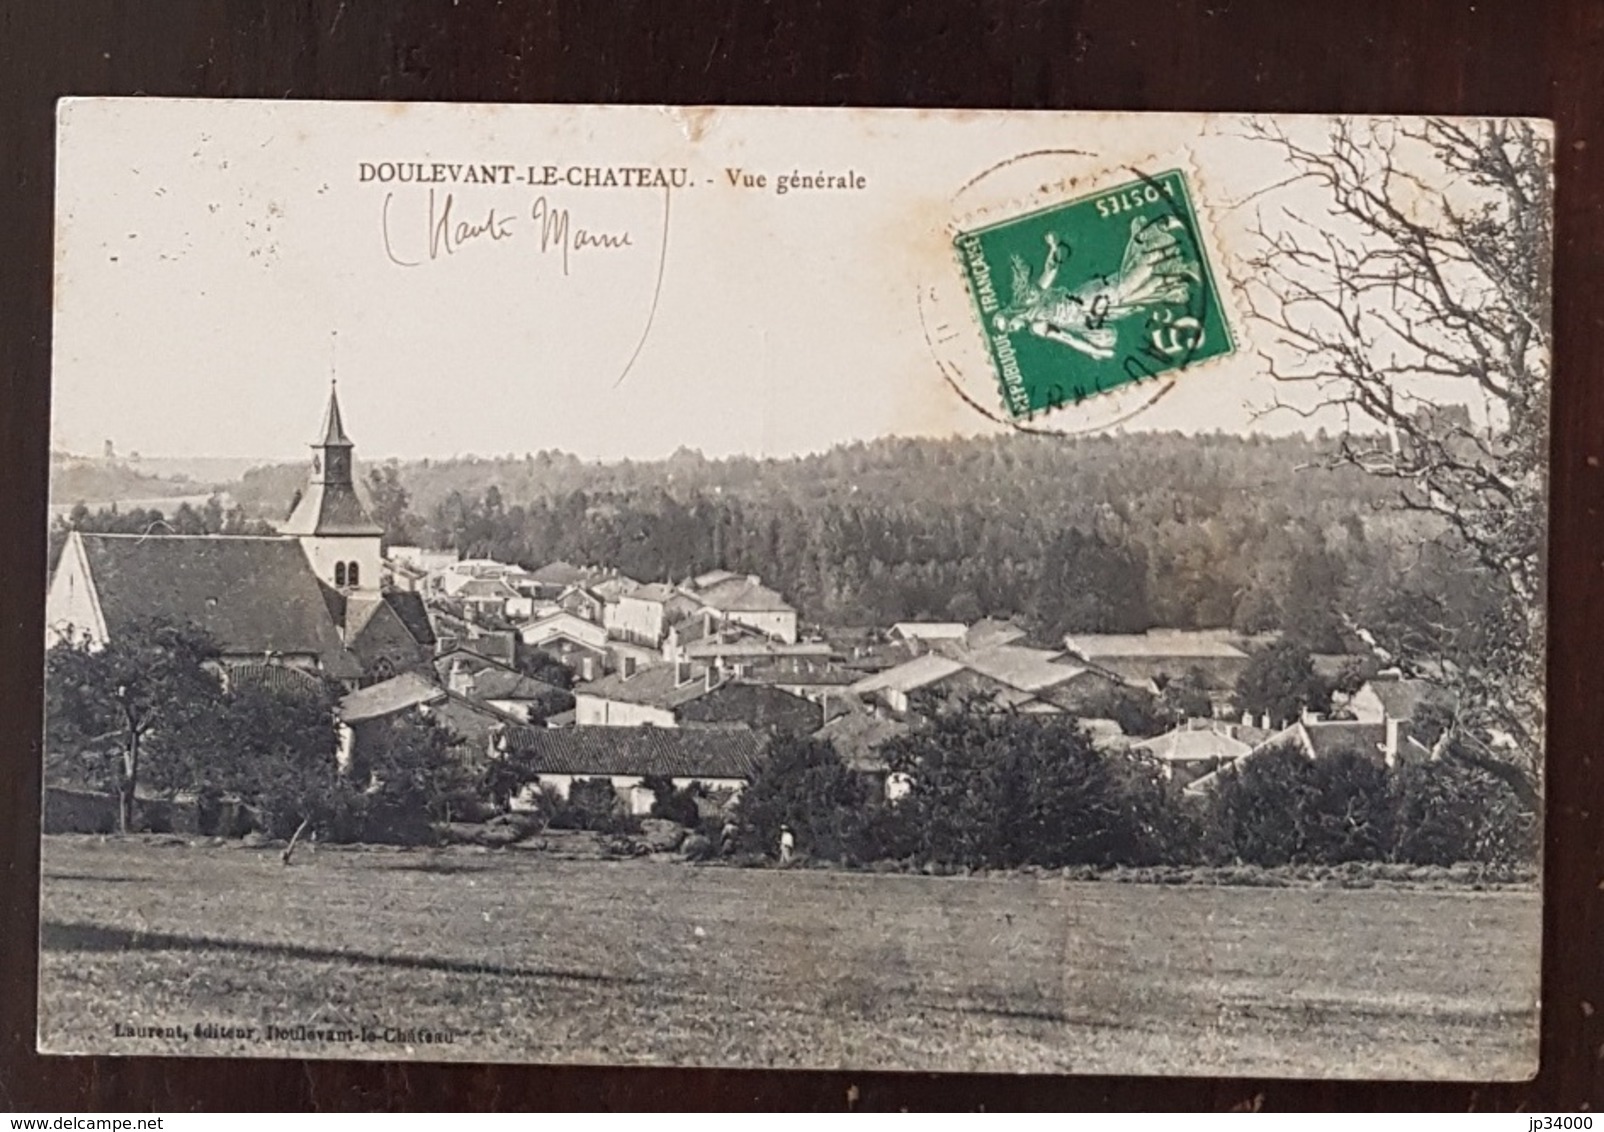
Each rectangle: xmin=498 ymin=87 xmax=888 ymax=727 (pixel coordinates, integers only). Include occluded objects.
xmin=218 ymin=431 xmax=1502 ymax=647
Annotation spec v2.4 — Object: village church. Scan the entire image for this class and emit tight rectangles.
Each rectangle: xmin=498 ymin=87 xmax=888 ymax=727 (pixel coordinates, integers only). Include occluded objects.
xmin=45 ymin=385 xmax=434 ymax=687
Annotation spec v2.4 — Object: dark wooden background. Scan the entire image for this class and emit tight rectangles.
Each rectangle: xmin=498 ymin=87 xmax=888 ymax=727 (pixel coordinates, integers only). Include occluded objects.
xmin=2 ymin=0 xmax=1601 ymax=1111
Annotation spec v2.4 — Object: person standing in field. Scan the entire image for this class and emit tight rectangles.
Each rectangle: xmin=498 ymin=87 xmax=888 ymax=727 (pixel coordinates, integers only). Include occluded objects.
xmin=778 ymin=825 xmax=794 ymax=865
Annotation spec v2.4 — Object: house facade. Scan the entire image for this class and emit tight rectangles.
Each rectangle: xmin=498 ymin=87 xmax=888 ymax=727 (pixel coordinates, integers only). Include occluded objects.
xmin=497 ymin=724 xmax=764 ymax=815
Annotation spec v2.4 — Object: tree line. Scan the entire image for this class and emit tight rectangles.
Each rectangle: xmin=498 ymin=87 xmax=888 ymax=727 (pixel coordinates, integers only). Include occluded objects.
xmin=213 ymin=431 xmax=1507 ymax=652
xmin=734 ymin=713 xmax=1536 ymax=873
xmin=44 ymin=620 xmax=470 ymax=846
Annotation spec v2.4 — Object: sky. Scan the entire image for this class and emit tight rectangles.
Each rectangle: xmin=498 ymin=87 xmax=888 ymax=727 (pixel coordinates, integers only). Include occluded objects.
xmin=51 ymin=100 xmax=1497 ymax=464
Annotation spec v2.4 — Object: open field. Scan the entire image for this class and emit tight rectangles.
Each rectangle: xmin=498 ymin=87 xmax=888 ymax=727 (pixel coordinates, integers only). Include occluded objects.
xmin=38 ymin=835 xmax=1540 ymax=1077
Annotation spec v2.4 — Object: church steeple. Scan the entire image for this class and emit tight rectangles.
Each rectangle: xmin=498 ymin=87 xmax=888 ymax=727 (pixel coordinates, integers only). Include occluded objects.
xmin=310 ymin=381 xmax=356 ymax=487
xmin=285 ymin=382 xmax=382 ymax=594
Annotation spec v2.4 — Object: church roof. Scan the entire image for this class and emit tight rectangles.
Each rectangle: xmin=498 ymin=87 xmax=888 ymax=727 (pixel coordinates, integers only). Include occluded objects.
xmin=74 ymin=533 xmax=361 ymax=676
xmin=382 ymin=590 xmax=436 ymax=648
xmin=319 ymin=383 xmax=353 ymax=447
xmin=281 ymin=481 xmax=384 ymax=536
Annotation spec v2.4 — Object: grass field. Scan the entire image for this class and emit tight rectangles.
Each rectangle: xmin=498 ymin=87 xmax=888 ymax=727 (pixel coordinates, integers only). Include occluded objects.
xmin=37 ymin=835 xmax=1540 ymax=1078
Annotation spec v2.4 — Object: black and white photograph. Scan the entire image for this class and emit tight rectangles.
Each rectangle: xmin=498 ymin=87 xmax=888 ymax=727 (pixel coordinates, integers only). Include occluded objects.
xmin=38 ymin=100 xmax=1551 ymax=1078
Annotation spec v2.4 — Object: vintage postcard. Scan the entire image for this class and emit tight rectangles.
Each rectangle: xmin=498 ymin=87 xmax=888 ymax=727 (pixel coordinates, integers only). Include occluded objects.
xmin=41 ymin=100 xmax=1551 ymax=1078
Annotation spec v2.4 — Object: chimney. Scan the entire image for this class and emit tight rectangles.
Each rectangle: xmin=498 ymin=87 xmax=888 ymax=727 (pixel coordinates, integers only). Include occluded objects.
xmin=1384 ymin=718 xmax=1404 ymax=767
xmin=1241 ymin=711 xmax=1252 ymax=727
xmin=580 ymin=655 xmax=596 ymax=682
xmin=1259 ymin=712 xmax=1271 ymax=730
xmin=621 ymin=655 xmax=637 ymax=680
xmin=704 ymin=666 xmax=715 ymax=691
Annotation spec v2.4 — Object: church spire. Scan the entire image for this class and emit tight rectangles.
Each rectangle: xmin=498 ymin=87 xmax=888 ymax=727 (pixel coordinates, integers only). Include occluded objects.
xmin=319 ymin=380 xmax=353 ymax=448
xmin=284 ymin=382 xmax=381 ymax=542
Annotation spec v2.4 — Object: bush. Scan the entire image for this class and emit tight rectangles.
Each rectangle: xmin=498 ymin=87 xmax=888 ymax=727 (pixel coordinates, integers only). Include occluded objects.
xmin=883 ymin=711 xmax=1189 ymax=870
xmin=734 ymin=735 xmax=871 ymax=862
xmin=1390 ymin=756 xmax=1537 ymax=866
xmin=1204 ymin=742 xmax=1393 ymax=866
xmin=644 ymin=775 xmax=702 ymax=827
xmin=1202 ymin=740 xmax=1533 ymax=869
xmin=545 ymin=778 xmax=641 ymax=834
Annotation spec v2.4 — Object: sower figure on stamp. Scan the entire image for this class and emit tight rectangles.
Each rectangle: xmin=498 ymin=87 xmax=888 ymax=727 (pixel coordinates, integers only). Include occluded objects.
xmin=993 ymin=215 xmax=1198 ymax=361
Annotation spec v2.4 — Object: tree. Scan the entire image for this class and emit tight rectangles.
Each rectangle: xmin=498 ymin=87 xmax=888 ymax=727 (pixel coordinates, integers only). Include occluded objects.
xmin=1242 ymin=117 xmax=1550 ymax=801
xmin=514 ymin=648 xmax=577 ymax=690
xmin=1157 ymin=666 xmax=1214 ymax=723
xmin=214 ymin=680 xmax=344 ymax=851
xmin=44 ymin=619 xmax=225 ymax=833
xmin=881 ymin=708 xmax=1184 ymax=869
xmin=644 ymin=775 xmax=702 ymax=827
xmin=1204 ymin=742 xmax=1392 ymax=866
xmin=367 ymin=463 xmax=419 ymax=548
xmin=360 ymin=711 xmax=473 ymax=834
xmin=734 ymin=735 xmax=870 ymax=862
xmin=1234 ymin=640 xmax=1330 ymax=729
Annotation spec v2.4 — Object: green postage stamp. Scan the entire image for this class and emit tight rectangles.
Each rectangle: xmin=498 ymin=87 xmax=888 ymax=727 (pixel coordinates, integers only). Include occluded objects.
xmin=953 ymin=169 xmax=1233 ymax=418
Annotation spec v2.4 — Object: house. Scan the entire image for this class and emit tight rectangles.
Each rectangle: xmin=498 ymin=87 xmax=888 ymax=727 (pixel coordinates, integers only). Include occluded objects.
xmin=387 ymin=546 xmax=459 ymax=575
xmin=957 ymin=644 xmax=1124 ymax=713
xmin=675 ymin=682 xmax=824 ymax=737
xmin=606 ymin=639 xmax=663 ymax=680
xmin=516 ymin=610 xmax=609 ymax=679
xmin=555 ymin=585 xmax=606 ymax=624
xmin=815 ymin=703 xmax=913 ymax=801
xmin=676 ymin=625 xmax=833 ymax=673
xmin=1062 ymin=630 xmax=1250 ymax=689
xmin=961 ymin=618 xmax=1027 ymax=651
xmin=1349 ymin=676 xmax=1445 ymax=725
xmin=1182 ymin=718 xmax=1432 ymax=796
xmin=452 ymin=576 xmax=528 ymax=621
xmin=518 ymin=610 xmax=608 ymax=651
xmin=45 ymin=385 xmax=430 ymax=688
xmin=1132 ymin=722 xmax=1253 ymax=786
xmin=574 ymin=661 xmax=718 ymax=727
xmin=496 ymin=724 xmax=766 ymax=815
xmin=890 ymin=621 xmax=968 ymax=644
xmin=589 ymin=573 xmax=641 ymax=604
xmin=603 ymin=582 xmax=677 ymax=645
xmin=335 ymin=670 xmax=522 ymax=770
xmin=849 ymin=643 xmax=1118 ymax=717
xmin=430 ymin=611 xmax=520 ymax=668
xmin=848 ymin=653 xmax=1052 ymax=715
xmin=735 ymin=663 xmax=861 ymax=704
xmin=528 ymin=560 xmax=595 ymax=598
xmin=681 ymin=574 xmax=798 ymax=644
xmin=438 ymin=656 xmax=570 ymax=722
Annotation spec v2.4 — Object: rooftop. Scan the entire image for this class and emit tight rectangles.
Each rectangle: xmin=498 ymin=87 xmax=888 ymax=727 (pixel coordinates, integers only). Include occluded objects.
xmin=848 ymin=653 xmax=966 ymax=696
xmin=500 ymin=724 xmax=765 ymax=779
xmin=1134 ymin=727 xmax=1252 ymax=764
xmin=688 ymin=575 xmax=793 ymax=613
xmin=1063 ymin=631 xmax=1248 ymax=661
xmin=576 ymin=664 xmax=716 ymax=709
xmin=70 ymin=532 xmax=360 ymax=676
xmin=890 ymin=621 xmax=968 ymax=640
xmin=1358 ymin=677 xmax=1443 ymax=721
xmin=960 ymin=645 xmax=1087 ymax=692
xmin=339 ymin=672 xmax=444 ymax=724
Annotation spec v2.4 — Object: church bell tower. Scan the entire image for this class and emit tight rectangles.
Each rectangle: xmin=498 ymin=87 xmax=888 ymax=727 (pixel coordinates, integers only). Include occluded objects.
xmin=284 ymin=382 xmax=383 ymax=593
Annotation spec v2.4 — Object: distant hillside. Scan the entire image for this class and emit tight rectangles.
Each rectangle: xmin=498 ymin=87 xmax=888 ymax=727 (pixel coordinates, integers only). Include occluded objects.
xmin=48 ymin=452 xmax=223 ymax=508
xmin=226 ymin=431 xmax=1473 ymax=647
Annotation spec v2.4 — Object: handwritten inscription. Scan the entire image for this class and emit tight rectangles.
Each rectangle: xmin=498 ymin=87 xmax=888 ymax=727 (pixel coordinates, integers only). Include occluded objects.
xmin=380 ymin=190 xmax=631 ymax=274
